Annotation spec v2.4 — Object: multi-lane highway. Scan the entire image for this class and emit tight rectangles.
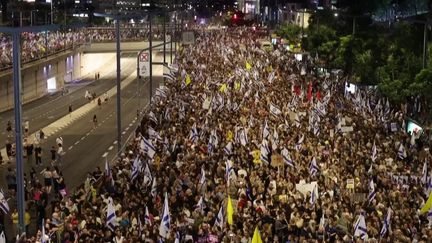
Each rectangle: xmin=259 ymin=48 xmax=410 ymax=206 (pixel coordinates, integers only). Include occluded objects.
xmin=0 ymin=52 xmax=166 ymax=194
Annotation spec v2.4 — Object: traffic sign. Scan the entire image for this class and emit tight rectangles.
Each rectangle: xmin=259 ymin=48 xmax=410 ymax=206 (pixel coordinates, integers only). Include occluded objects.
xmin=138 ymin=51 xmax=150 ymax=77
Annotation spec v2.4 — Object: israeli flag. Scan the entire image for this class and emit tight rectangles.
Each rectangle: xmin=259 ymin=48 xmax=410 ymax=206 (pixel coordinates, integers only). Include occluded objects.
xmin=269 ymin=103 xmax=282 ymax=116
xmin=371 ymin=142 xmax=377 ymax=162
xmin=380 ymin=208 xmax=391 ymax=238
xmin=309 ymin=157 xmax=319 ymax=177
xmin=159 ymin=193 xmax=170 ymax=239
xmin=151 ymin=178 xmax=157 ymax=198
xmin=199 ymin=166 xmax=206 ymax=186
xmin=260 ymin=139 xmax=270 ymax=164
xmin=310 ymin=184 xmax=318 ymax=205
xmin=0 ymin=190 xmax=9 ymax=215
xmin=397 ymin=143 xmax=406 ymax=159
xmin=281 ymin=148 xmax=294 ymax=167
xmin=225 ymin=160 xmax=235 ymax=185
xmin=239 ymin=128 xmax=248 ymax=147
xmin=145 ymin=206 xmax=152 ymax=226
xmin=295 ymin=134 xmax=304 ymax=151
xmin=143 ymin=137 xmax=156 ymax=159
xmin=41 ymin=219 xmax=48 ymax=243
xmin=189 ymin=123 xmax=199 ymax=144
xmin=105 ymin=157 xmax=111 ymax=179
xmin=214 ymin=205 xmax=224 ymax=228
xmin=313 ymin=122 xmax=320 ymax=136
xmin=368 ymin=179 xmax=376 ymax=204
xmin=196 ymin=197 xmax=204 ymax=214
xmin=143 ymin=162 xmax=153 ymax=187
xmin=224 ymin=142 xmax=233 ymax=155
xmin=106 ymin=197 xmax=117 ymax=231
xmin=262 ymin=120 xmax=270 ymax=139
xmin=131 ymin=157 xmax=141 ymax=181
xmin=148 ymin=111 xmax=158 ymax=124
xmin=353 ymin=214 xmax=368 ymax=240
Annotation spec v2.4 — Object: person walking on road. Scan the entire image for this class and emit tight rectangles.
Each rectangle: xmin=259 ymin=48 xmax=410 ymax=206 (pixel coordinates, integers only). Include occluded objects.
xmin=57 ymin=144 xmax=64 ymax=166
xmin=40 ymin=167 xmax=52 ymax=193
xmin=56 ymin=136 xmax=63 ymax=147
xmin=50 ymin=146 xmax=56 ymax=165
xmin=69 ymin=104 xmax=73 ymax=118
xmin=6 ymin=120 xmax=11 ymax=133
xmin=35 ymin=144 xmax=42 ymax=166
xmin=97 ymin=97 xmax=102 ymax=108
xmin=93 ymin=115 xmax=98 ymax=129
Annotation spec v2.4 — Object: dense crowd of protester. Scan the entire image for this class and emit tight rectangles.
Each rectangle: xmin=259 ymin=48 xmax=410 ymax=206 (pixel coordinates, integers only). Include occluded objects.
xmin=5 ymin=28 xmax=432 ymax=242
xmin=0 ymin=27 xmax=166 ymax=69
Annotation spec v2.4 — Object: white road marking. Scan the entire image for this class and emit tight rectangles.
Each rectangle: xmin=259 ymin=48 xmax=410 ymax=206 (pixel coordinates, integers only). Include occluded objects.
xmin=102 ymin=152 xmax=108 ymax=157
xmin=108 ymin=146 xmax=114 ymax=151
xmin=80 ymin=137 xmax=85 ymax=141
xmin=113 ymin=140 xmax=118 ymax=144
xmin=122 ymin=131 xmax=126 ymax=135
xmin=74 ymin=141 xmax=79 ymax=145
xmin=68 ymin=146 xmax=73 ymax=150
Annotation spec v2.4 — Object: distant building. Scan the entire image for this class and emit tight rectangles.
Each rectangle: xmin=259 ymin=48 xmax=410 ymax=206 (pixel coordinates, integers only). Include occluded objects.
xmin=238 ymin=0 xmax=260 ymax=15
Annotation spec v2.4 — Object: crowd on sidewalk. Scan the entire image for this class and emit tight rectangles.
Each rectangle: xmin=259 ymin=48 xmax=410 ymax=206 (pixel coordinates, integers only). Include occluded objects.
xmin=4 ymin=28 xmax=432 ymax=242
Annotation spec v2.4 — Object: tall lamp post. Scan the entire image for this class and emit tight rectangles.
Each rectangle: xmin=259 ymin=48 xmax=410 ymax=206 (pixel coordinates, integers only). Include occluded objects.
xmin=0 ymin=24 xmax=59 ymax=237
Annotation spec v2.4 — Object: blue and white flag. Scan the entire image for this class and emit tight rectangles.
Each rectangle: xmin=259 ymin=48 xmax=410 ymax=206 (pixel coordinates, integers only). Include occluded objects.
xmin=143 ymin=162 xmax=152 ymax=187
xmin=225 ymin=160 xmax=235 ymax=186
xmin=239 ymin=128 xmax=248 ymax=147
xmin=260 ymin=139 xmax=270 ymax=164
xmin=281 ymin=147 xmax=294 ymax=167
xmin=262 ymin=120 xmax=270 ymax=139
xmin=106 ymin=197 xmax=117 ymax=231
xmin=310 ymin=184 xmax=318 ymax=205
xmin=145 ymin=206 xmax=152 ymax=226
xmin=380 ymin=207 xmax=391 ymax=238
xmin=0 ymin=190 xmax=9 ymax=215
xmin=151 ymin=178 xmax=157 ymax=198
xmin=131 ymin=157 xmax=141 ymax=181
xmin=142 ymin=137 xmax=156 ymax=159
xmin=41 ymin=219 xmax=47 ymax=243
xmin=189 ymin=123 xmax=199 ymax=144
xmin=159 ymin=193 xmax=170 ymax=239
xmin=224 ymin=142 xmax=233 ymax=155
xmin=269 ymin=103 xmax=282 ymax=116
xmin=199 ymin=166 xmax=206 ymax=187
xmin=353 ymin=214 xmax=367 ymax=240
xmin=309 ymin=157 xmax=319 ymax=177
xmin=398 ymin=143 xmax=406 ymax=159
xmin=148 ymin=111 xmax=158 ymax=124
xmin=196 ymin=197 xmax=204 ymax=214
xmin=368 ymin=179 xmax=376 ymax=204
xmin=313 ymin=122 xmax=320 ymax=136
xmin=105 ymin=157 xmax=111 ymax=178
xmin=371 ymin=142 xmax=377 ymax=162
xmin=295 ymin=134 xmax=304 ymax=151
xmin=214 ymin=205 xmax=224 ymax=228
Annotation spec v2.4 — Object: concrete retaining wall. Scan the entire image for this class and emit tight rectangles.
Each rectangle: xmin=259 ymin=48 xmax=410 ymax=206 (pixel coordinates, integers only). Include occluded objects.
xmin=0 ymin=49 xmax=83 ymax=112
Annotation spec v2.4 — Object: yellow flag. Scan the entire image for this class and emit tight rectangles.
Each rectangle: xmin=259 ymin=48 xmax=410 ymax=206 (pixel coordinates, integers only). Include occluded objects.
xmin=227 ymin=196 xmax=234 ymax=225
xmin=251 ymin=226 xmax=263 ymax=243
xmin=234 ymin=81 xmax=241 ymax=91
xmin=219 ymin=83 xmax=227 ymax=93
xmin=246 ymin=62 xmax=252 ymax=70
xmin=252 ymin=150 xmax=261 ymax=164
xmin=420 ymin=192 xmax=432 ymax=214
xmin=185 ymin=74 xmax=192 ymax=86
xmin=226 ymin=131 xmax=233 ymax=141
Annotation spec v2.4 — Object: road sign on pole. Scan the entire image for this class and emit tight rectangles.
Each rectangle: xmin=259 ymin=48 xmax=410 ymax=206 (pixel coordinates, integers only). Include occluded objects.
xmin=138 ymin=51 xmax=150 ymax=77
